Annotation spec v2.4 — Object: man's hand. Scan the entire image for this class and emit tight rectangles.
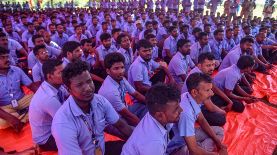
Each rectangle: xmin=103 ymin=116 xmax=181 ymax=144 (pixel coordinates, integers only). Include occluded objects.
xmin=243 ymin=96 xmax=258 ymax=104
xmin=8 ymin=116 xmax=24 ymax=132
xmin=225 ymin=101 xmax=233 ymax=112
xmin=218 ymin=147 xmax=228 ymax=155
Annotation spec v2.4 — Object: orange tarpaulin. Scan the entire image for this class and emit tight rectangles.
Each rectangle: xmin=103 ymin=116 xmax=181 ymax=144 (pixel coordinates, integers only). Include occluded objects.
xmin=0 ymin=67 xmax=277 ymax=154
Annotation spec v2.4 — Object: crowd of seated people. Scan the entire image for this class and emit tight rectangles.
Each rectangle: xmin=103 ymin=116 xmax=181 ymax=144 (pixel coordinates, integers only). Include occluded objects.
xmin=0 ymin=1 xmax=277 ymax=154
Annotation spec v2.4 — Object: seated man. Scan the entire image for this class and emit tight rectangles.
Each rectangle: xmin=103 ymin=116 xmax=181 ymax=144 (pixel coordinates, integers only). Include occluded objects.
xmin=168 ymin=39 xmax=195 ymax=88
xmin=117 ymin=33 xmax=134 ymax=74
xmin=29 ymin=59 xmax=69 ymax=151
xmin=28 ymin=35 xmax=61 ymax=69
xmin=52 ymin=60 xmax=133 ymax=154
xmin=128 ymin=39 xmax=174 ymax=119
xmin=253 ymin=32 xmax=274 ymax=71
xmin=162 ymin=26 xmax=179 ymax=63
xmin=167 ymin=73 xmax=227 ymax=155
xmin=190 ymin=32 xmax=212 ymax=64
xmin=99 ymin=52 xmax=145 ymax=126
xmin=96 ymin=33 xmax=118 ymax=69
xmin=0 ymin=32 xmax=27 ymax=65
xmin=121 ymin=83 xmax=183 ymax=155
xmin=68 ymin=24 xmax=88 ymax=43
xmin=32 ymin=45 xmax=49 ymax=84
xmin=213 ymin=55 xmax=258 ymax=108
xmin=61 ymin=41 xmax=83 ymax=67
xmin=0 ymin=47 xmax=37 ymax=131
xmin=145 ymin=33 xmax=159 ymax=61
xmin=182 ymin=53 xmax=228 ymax=126
xmin=209 ymin=29 xmax=227 ymax=64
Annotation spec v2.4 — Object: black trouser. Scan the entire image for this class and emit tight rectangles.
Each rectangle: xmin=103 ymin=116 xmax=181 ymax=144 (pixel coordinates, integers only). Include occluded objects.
xmin=105 ymin=141 xmax=126 ymax=155
xmin=38 ymin=135 xmax=57 ymax=151
xmin=263 ymin=49 xmax=277 ymax=64
xmin=254 ymin=63 xmax=267 ymax=73
xmin=201 ymin=105 xmax=226 ymax=126
xmin=211 ymin=94 xmax=245 ymax=113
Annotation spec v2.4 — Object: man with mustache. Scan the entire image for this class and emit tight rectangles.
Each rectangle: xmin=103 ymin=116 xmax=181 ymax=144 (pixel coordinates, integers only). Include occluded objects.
xmin=182 ymin=53 xmax=228 ymax=126
xmin=168 ymin=39 xmax=195 ymax=88
xmin=167 ymin=73 xmax=227 ymax=155
xmin=99 ymin=52 xmax=145 ymax=126
xmin=128 ymin=39 xmax=174 ymax=119
xmin=121 ymin=83 xmax=183 ymax=155
xmin=52 ymin=60 xmax=133 ymax=155
xmin=0 ymin=47 xmax=37 ymax=132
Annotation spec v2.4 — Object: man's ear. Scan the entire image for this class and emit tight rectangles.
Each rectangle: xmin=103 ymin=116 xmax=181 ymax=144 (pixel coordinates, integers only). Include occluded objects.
xmin=190 ymin=89 xmax=198 ymax=98
xmin=106 ymin=68 xmax=110 ymax=75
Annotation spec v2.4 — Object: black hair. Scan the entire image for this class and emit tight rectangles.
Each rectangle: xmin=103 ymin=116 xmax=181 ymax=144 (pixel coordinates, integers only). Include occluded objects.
xmin=198 ymin=32 xmax=208 ymax=40
xmin=226 ymin=28 xmax=233 ymax=33
xmin=143 ymin=29 xmax=153 ymax=37
xmin=186 ymin=72 xmax=212 ymax=93
xmin=32 ymin=34 xmax=43 ymax=44
xmin=36 ymin=26 xmax=46 ymax=32
xmin=101 ymin=21 xmax=108 ymax=26
xmin=42 ymin=59 xmax=63 ymax=81
xmin=145 ymin=33 xmax=156 ymax=40
xmin=192 ymin=27 xmax=202 ymax=34
xmin=104 ymin=52 xmax=125 ymax=69
xmin=136 ymin=39 xmax=152 ymax=50
xmin=237 ymin=55 xmax=255 ymax=70
xmin=62 ymin=41 xmax=81 ymax=57
xmin=116 ymin=33 xmax=128 ymax=45
xmin=145 ymin=83 xmax=181 ymax=114
xmin=0 ymin=32 xmax=7 ymax=38
xmin=80 ymin=39 xmax=92 ymax=46
xmin=213 ymin=29 xmax=224 ymax=36
xmin=112 ymin=28 xmax=121 ymax=35
xmin=240 ymin=36 xmax=254 ymax=44
xmin=0 ymin=46 xmax=9 ymax=55
xmin=74 ymin=24 xmax=82 ymax=30
xmin=62 ymin=60 xmax=90 ymax=87
xmin=168 ymin=26 xmax=177 ymax=33
xmin=100 ymin=32 xmax=112 ymax=41
xmin=145 ymin=21 xmax=152 ymax=27
xmin=177 ymin=39 xmax=190 ymax=50
xmin=33 ymin=45 xmax=46 ymax=56
xmin=198 ymin=52 xmax=215 ymax=64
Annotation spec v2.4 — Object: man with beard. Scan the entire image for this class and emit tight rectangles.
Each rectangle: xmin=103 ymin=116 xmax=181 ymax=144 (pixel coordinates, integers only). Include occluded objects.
xmin=209 ymin=29 xmax=227 ymax=66
xmin=51 ymin=24 xmax=69 ymax=48
xmin=0 ymin=32 xmax=27 ymax=65
xmin=162 ymin=26 xmax=180 ymax=63
xmin=61 ymin=41 xmax=83 ymax=67
xmin=68 ymin=25 xmax=88 ymax=43
xmin=168 ymin=39 xmax=195 ymax=87
xmin=123 ymin=15 xmax=136 ymax=35
xmin=121 ymin=83 xmax=183 ymax=155
xmin=52 ymin=60 xmax=133 ymax=154
xmin=22 ymin=22 xmax=35 ymax=51
xmin=96 ymin=33 xmax=118 ymax=69
xmin=4 ymin=24 xmax=21 ymax=43
xmin=99 ymin=52 xmax=145 ymax=126
xmin=190 ymin=32 xmax=212 ymax=64
xmin=167 ymin=73 xmax=227 ymax=155
xmin=32 ymin=45 xmax=49 ymax=84
xmin=117 ymin=33 xmax=134 ymax=75
xmin=27 ymin=35 xmax=61 ymax=69
xmin=29 ymin=59 xmax=69 ymax=151
xmin=128 ymin=39 xmax=174 ymax=119
xmin=0 ymin=47 xmax=37 ymax=131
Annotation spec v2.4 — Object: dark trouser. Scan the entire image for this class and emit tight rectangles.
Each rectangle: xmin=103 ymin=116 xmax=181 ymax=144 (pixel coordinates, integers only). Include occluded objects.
xmin=254 ymin=63 xmax=267 ymax=73
xmin=163 ymin=56 xmax=172 ymax=64
xmin=150 ymin=69 xmax=166 ymax=85
xmin=263 ymin=49 xmax=277 ymax=64
xmin=38 ymin=135 xmax=57 ymax=151
xmin=211 ymin=94 xmax=245 ymax=113
xmin=105 ymin=141 xmax=126 ymax=155
xmin=201 ymin=106 xmax=226 ymax=126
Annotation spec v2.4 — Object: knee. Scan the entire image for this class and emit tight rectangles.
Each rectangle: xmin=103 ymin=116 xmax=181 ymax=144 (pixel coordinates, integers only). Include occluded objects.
xmin=232 ymin=101 xmax=245 ymax=113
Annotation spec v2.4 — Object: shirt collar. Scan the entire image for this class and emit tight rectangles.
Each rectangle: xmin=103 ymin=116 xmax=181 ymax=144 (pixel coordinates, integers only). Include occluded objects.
xmin=148 ymin=113 xmax=168 ymax=137
xmin=68 ymin=95 xmax=94 ymax=117
xmin=0 ymin=66 xmax=16 ymax=76
xmin=107 ymin=75 xmax=124 ymax=89
xmin=41 ymin=81 xmax=59 ymax=96
xmin=176 ymin=51 xmax=186 ymax=60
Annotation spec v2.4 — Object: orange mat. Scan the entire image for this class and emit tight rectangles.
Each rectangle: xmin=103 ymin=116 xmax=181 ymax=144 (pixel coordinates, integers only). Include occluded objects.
xmin=0 ymin=67 xmax=276 ymax=154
